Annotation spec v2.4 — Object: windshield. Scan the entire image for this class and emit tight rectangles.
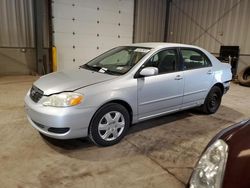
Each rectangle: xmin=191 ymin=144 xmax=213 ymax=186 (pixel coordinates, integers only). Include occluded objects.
xmin=81 ymin=46 xmax=151 ymax=75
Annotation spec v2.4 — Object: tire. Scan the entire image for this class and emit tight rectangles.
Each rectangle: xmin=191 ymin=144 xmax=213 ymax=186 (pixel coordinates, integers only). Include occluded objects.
xmin=201 ymin=86 xmax=222 ymax=114
xmin=238 ymin=66 xmax=250 ymax=87
xmin=89 ymin=103 xmax=130 ymax=146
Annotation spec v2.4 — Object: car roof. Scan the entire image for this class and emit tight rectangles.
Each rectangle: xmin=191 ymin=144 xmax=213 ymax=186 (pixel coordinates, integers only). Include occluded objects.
xmin=130 ymin=42 xmax=200 ymax=49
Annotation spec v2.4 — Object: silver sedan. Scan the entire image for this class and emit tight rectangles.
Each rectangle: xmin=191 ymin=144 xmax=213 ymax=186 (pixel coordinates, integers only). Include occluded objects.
xmin=25 ymin=43 xmax=232 ymax=146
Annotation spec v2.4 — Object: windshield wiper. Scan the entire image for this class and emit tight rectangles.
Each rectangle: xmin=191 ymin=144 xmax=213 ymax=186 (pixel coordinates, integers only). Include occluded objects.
xmin=80 ymin=64 xmax=101 ymax=72
xmin=80 ymin=64 xmax=122 ymax=75
xmin=104 ymin=69 xmax=122 ymax=75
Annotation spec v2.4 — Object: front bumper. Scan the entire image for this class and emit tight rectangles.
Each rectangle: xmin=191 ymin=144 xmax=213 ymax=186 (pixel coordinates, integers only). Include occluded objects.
xmin=24 ymin=94 xmax=96 ymax=139
xmin=223 ymin=81 xmax=230 ymax=94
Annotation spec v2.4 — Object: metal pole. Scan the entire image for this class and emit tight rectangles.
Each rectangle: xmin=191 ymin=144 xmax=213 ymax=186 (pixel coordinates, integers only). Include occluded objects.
xmin=34 ymin=0 xmax=46 ymax=75
xmin=164 ymin=0 xmax=171 ymax=42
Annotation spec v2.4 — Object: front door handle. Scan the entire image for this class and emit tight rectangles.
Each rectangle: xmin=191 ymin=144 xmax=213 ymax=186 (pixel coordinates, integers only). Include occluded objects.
xmin=207 ymin=70 xmax=213 ymax=75
xmin=175 ymin=75 xmax=183 ymax=80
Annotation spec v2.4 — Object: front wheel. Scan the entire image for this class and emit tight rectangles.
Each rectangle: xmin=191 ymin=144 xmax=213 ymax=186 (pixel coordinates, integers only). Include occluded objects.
xmin=89 ymin=103 xmax=130 ymax=146
xmin=201 ymin=86 xmax=222 ymax=114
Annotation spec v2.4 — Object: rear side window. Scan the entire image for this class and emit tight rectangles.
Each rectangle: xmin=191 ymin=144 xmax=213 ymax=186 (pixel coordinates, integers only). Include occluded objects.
xmin=181 ymin=49 xmax=211 ymax=70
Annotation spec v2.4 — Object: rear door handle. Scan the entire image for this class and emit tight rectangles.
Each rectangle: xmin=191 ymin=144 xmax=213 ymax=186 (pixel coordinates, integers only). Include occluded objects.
xmin=207 ymin=70 xmax=213 ymax=75
xmin=175 ymin=75 xmax=183 ymax=80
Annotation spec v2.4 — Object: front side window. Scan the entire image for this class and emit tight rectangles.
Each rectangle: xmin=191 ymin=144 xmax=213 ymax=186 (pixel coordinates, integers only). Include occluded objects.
xmin=81 ymin=46 xmax=151 ymax=75
xmin=181 ymin=49 xmax=211 ymax=70
xmin=143 ymin=49 xmax=178 ymax=74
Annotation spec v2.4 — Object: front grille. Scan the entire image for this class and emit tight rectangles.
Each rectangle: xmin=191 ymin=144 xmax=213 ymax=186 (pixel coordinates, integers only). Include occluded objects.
xmin=30 ymin=85 xmax=43 ymax=102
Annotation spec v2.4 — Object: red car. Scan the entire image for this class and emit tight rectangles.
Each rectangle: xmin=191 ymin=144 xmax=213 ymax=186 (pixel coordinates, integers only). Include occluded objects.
xmin=188 ymin=119 xmax=250 ymax=188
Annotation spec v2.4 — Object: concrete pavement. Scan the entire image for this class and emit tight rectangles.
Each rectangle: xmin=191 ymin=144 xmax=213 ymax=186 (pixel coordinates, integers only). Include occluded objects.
xmin=0 ymin=76 xmax=249 ymax=188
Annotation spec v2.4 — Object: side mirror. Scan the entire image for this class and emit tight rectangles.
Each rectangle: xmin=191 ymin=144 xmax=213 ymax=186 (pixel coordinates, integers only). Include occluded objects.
xmin=140 ymin=67 xmax=159 ymax=77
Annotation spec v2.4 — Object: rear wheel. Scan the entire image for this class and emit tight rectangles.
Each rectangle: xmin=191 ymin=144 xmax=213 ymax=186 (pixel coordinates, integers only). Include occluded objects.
xmin=89 ymin=103 xmax=130 ymax=146
xmin=201 ymin=86 xmax=222 ymax=114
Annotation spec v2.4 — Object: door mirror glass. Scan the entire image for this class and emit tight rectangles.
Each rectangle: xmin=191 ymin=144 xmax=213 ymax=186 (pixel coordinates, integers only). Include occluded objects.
xmin=140 ymin=67 xmax=159 ymax=77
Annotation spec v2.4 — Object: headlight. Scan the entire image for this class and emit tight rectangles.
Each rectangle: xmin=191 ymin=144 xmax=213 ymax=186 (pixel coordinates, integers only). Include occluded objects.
xmin=190 ymin=139 xmax=228 ymax=188
xmin=43 ymin=92 xmax=83 ymax=107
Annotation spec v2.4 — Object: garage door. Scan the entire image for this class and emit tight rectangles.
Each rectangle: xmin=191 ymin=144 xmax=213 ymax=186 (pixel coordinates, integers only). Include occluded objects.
xmin=52 ymin=0 xmax=134 ymax=71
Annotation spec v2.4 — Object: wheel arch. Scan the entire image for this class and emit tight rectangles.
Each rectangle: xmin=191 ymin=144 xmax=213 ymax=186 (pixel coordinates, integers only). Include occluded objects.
xmin=106 ymin=100 xmax=133 ymax=123
xmin=88 ymin=99 xmax=133 ymax=135
xmin=212 ymin=82 xmax=224 ymax=94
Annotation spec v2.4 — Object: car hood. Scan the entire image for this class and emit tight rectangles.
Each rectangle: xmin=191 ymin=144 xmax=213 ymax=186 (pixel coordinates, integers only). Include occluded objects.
xmin=33 ymin=68 xmax=117 ymax=95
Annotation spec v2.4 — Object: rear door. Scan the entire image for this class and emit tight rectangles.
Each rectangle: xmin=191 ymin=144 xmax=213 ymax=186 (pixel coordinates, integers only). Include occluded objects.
xmin=137 ymin=48 xmax=184 ymax=120
xmin=180 ymin=48 xmax=214 ymax=109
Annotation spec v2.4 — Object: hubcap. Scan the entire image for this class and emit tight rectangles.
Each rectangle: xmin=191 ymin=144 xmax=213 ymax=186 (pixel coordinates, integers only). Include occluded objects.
xmin=98 ymin=111 xmax=125 ymax=141
xmin=209 ymin=94 xmax=218 ymax=109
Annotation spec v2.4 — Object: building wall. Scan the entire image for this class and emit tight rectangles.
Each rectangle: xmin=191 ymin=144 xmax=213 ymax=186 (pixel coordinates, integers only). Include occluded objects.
xmin=0 ymin=48 xmax=36 ymax=75
xmin=134 ymin=0 xmax=167 ymax=43
xmin=52 ymin=0 xmax=134 ymax=71
xmin=167 ymin=0 xmax=250 ymax=73
xmin=0 ymin=0 xmax=35 ymax=47
xmin=0 ymin=0 xmax=50 ymax=75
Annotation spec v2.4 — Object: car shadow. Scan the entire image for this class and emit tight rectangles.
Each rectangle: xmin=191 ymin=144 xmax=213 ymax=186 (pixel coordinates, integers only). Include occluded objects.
xmin=40 ymin=133 xmax=93 ymax=150
xmin=128 ymin=110 xmax=192 ymax=134
xmin=41 ymin=110 xmax=192 ymax=150
xmin=41 ymin=105 xmax=245 ymax=161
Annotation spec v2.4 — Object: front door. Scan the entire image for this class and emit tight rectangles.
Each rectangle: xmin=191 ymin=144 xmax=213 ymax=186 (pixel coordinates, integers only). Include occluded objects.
xmin=137 ymin=48 xmax=184 ymax=120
